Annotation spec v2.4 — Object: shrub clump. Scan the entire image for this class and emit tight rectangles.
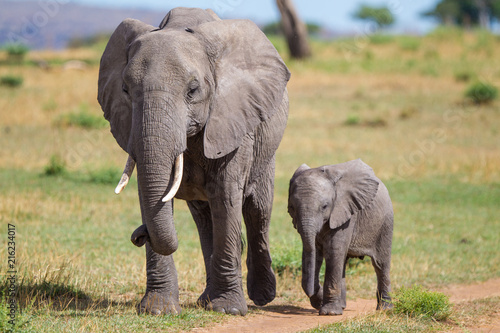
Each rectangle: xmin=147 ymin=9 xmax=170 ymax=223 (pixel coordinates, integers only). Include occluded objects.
xmin=391 ymin=285 xmax=451 ymax=321
xmin=89 ymin=167 xmax=121 ymax=184
xmin=0 ymin=75 xmax=23 ymax=88
xmin=465 ymin=81 xmax=498 ymax=105
xmin=44 ymin=155 xmax=67 ymax=176
xmin=57 ymin=104 xmax=107 ymax=129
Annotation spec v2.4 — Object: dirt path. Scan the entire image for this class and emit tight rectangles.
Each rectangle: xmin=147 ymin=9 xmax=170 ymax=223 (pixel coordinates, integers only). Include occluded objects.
xmin=190 ymin=278 xmax=500 ymax=333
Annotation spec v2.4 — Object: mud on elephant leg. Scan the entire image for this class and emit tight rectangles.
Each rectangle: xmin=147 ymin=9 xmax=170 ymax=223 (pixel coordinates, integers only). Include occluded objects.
xmin=187 ymin=200 xmax=213 ymax=307
xmin=138 ymin=243 xmax=181 ymax=315
xmin=242 ymin=167 xmax=277 ymax=306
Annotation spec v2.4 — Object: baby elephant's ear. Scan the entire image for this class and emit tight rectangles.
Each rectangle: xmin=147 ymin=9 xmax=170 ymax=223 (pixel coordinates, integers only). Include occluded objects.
xmin=291 ymin=164 xmax=310 ymax=182
xmin=325 ymin=159 xmax=379 ymax=229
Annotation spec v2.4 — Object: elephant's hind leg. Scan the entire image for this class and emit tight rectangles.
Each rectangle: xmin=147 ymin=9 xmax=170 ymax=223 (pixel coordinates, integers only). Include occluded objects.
xmin=371 ymin=253 xmax=392 ymax=310
xmin=243 ymin=163 xmax=277 ymax=306
xmin=187 ymin=200 xmax=213 ymax=307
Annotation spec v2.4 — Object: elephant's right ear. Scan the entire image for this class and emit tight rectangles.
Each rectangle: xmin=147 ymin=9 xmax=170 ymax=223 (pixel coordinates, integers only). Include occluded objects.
xmin=325 ymin=159 xmax=379 ymax=229
xmin=97 ymin=19 xmax=154 ymax=153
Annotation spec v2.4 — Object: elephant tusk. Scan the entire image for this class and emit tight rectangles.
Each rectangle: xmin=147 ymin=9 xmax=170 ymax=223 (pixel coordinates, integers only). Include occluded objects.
xmin=115 ymin=155 xmax=135 ymax=194
xmin=162 ymin=153 xmax=184 ymax=202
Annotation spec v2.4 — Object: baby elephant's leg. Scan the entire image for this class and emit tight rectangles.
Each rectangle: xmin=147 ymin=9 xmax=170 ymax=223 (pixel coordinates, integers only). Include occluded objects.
xmin=320 ymin=236 xmax=349 ymax=315
xmin=371 ymin=254 xmax=392 ymax=310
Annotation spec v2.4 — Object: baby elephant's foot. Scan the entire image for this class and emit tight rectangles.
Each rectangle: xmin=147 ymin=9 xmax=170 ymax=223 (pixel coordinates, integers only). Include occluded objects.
xmin=319 ymin=302 xmax=343 ymax=316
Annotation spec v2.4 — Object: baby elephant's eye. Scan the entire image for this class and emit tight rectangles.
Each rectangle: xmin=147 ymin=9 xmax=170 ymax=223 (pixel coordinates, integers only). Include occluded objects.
xmin=322 ymin=204 xmax=328 ymax=210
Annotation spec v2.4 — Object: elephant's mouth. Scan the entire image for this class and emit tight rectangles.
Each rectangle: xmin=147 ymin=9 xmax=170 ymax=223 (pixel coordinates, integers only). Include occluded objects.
xmin=115 ymin=153 xmax=184 ymax=251
xmin=114 ymin=154 xmax=184 ymax=202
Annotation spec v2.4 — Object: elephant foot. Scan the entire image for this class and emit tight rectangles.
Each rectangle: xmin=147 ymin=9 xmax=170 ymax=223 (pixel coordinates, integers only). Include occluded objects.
xmin=376 ymin=297 xmax=393 ymax=310
xmin=196 ymin=287 xmax=211 ymax=307
xmin=205 ymin=290 xmax=248 ymax=316
xmin=309 ymin=286 xmax=323 ymax=310
xmin=137 ymin=289 xmax=181 ymax=315
xmin=319 ymin=302 xmax=343 ymax=316
xmin=247 ymin=265 xmax=276 ymax=306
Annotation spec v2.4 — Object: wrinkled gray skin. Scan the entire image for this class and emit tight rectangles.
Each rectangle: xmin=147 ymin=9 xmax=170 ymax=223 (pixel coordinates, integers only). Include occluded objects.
xmin=98 ymin=8 xmax=290 ymax=316
xmin=288 ymin=159 xmax=393 ymax=315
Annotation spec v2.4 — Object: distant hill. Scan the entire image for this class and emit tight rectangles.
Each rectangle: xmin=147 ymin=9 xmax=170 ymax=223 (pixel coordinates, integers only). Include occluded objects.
xmin=0 ymin=0 xmax=168 ymax=49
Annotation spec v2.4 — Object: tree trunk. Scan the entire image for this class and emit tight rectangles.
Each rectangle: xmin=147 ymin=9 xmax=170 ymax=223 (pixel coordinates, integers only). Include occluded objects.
xmin=475 ymin=0 xmax=490 ymax=30
xmin=276 ymin=0 xmax=311 ymax=59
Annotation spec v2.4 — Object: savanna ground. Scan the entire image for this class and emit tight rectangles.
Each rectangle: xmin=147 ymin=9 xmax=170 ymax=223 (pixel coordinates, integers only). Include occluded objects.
xmin=0 ymin=28 xmax=499 ymax=332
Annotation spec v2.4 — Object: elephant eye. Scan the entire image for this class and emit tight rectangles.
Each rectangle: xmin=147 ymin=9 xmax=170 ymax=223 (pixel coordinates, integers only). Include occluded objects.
xmin=122 ymin=83 xmax=129 ymax=95
xmin=322 ymin=204 xmax=328 ymax=211
xmin=187 ymin=79 xmax=200 ymax=100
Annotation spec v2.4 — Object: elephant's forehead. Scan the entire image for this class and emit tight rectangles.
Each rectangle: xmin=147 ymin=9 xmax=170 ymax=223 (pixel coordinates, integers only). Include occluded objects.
xmin=292 ymin=172 xmax=330 ymax=194
xmin=131 ymin=30 xmax=201 ymax=56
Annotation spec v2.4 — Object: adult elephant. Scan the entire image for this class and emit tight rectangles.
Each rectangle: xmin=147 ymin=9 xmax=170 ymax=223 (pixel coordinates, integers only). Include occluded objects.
xmin=97 ymin=7 xmax=290 ymax=316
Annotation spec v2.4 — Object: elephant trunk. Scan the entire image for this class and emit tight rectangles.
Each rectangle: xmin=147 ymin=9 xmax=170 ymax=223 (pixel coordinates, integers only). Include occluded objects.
xmin=300 ymin=225 xmax=317 ymax=298
xmin=133 ymin=92 xmax=186 ymax=256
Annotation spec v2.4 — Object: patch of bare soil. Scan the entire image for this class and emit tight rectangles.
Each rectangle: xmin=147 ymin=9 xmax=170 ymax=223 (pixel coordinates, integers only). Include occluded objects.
xmin=190 ymin=278 xmax=500 ymax=333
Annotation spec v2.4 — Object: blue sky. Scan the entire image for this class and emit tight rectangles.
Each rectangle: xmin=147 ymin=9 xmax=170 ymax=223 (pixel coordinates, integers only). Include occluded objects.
xmin=71 ymin=0 xmax=441 ymax=33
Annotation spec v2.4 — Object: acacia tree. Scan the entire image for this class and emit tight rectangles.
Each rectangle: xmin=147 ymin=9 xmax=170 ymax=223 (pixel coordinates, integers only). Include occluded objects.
xmin=276 ymin=0 xmax=311 ymax=59
xmin=353 ymin=4 xmax=395 ymax=29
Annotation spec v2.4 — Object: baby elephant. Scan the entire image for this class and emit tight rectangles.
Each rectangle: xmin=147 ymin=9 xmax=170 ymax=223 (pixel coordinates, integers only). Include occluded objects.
xmin=288 ymin=159 xmax=393 ymax=315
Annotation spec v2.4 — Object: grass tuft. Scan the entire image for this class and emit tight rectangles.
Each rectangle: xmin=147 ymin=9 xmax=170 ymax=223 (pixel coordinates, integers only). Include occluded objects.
xmin=43 ymin=155 xmax=67 ymax=176
xmin=390 ymin=285 xmax=451 ymax=321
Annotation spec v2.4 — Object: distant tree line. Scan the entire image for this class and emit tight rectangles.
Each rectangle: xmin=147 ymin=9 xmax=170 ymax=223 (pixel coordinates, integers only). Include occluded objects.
xmin=423 ymin=0 xmax=500 ymax=29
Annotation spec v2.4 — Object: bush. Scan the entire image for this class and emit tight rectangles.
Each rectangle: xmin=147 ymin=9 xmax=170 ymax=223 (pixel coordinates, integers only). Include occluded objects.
xmin=44 ymin=155 xmax=66 ymax=176
xmin=57 ymin=103 xmax=107 ymax=129
xmin=0 ymin=75 xmax=23 ymax=88
xmin=344 ymin=114 xmax=361 ymax=126
xmin=89 ymin=167 xmax=121 ymax=184
xmin=465 ymin=81 xmax=498 ymax=104
xmin=3 ymin=43 xmax=29 ymax=61
xmin=454 ymin=70 xmax=474 ymax=82
xmin=391 ymin=285 xmax=451 ymax=321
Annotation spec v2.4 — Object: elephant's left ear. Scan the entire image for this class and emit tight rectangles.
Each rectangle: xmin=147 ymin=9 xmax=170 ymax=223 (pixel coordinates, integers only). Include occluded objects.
xmin=193 ymin=19 xmax=291 ymax=159
xmin=325 ymin=159 xmax=380 ymax=229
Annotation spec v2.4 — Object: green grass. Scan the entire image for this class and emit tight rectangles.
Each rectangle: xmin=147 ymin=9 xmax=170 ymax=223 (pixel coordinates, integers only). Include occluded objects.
xmin=56 ymin=103 xmax=108 ymax=129
xmin=391 ymin=285 xmax=451 ymax=321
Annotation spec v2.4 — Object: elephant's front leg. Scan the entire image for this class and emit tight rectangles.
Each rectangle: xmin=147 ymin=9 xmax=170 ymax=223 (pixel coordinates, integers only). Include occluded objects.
xmin=320 ymin=234 xmax=349 ymax=315
xmin=206 ymin=181 xmax=247 ymax=316
xmin=137 ymin=190 xmax=180 ymax=315
xmin=242 ymin=164 xmax=276 ymax=306
xmin=187 ymin=200 xmax=213 ymax=307
xmin=138 ymin=242 xmax=181 ymax=315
